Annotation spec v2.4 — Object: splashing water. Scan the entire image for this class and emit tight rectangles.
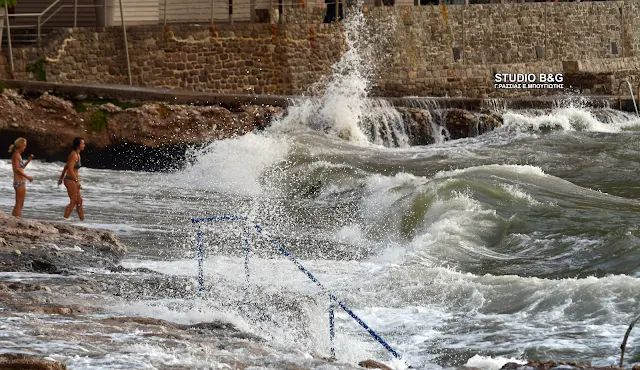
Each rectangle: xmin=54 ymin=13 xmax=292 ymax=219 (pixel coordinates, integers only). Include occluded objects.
xmin=277 ymin=3 xmax=410 ymax=147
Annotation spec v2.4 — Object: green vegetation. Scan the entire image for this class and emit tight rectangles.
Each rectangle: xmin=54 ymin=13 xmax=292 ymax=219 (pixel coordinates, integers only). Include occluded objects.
xmin=73 ymin=101 xmax=88 ymax=113
xmin=73 ymin=99 xmax=142 ymax=113
xmin=0 ymin=0 xmax=18 ymax=8
xmin=25 ymin=59 xmax=47 ymax=82
xmin=157 ymin=103 xmax=170 ymax=118
xmin=87 ymin=110 xmax=109 ymax=132
xmin=0 ymin=82 xmax=5 ymax=94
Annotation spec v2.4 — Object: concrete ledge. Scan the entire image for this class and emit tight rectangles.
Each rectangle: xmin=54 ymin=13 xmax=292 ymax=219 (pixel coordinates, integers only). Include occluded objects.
xmin=0 ymin=80 xmax=294 ymax=109
xmin=1 ymin=79 xmax=635 ymax=112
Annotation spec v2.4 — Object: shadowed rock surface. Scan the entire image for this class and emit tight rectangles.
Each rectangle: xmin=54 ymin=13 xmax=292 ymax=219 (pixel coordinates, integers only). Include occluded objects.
xmin=0 ymin=353 xmax=68 ymax=370
xmin=501 ymin=361 xmax=625 ymax=370
xmin=0 ymin=88 xmax=284 ymax=171
xmin=0 ymin=210 xmax=126 ymax=273
xmin=0 ymin=87 xmax=510 ymax=170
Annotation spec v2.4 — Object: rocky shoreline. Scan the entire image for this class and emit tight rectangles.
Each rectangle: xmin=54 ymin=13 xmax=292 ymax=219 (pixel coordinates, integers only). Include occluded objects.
xmin=0 ymin=210 xmax=373 ymax=369
xmin=0 ymin=86 xmax=504 ymax=171
xmin=0 ymin=210 xmax=633 ymax=370
xmin=0 ymin=87 xmax=284 ymax=171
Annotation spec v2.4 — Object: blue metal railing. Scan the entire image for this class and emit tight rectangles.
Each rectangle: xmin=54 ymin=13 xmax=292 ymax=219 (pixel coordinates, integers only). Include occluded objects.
xmin=191 ymin=214 xmax=405 ymax=363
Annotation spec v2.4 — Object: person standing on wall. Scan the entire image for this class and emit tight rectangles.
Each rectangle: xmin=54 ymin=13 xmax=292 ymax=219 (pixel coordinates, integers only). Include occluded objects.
xmin=58 ymin=137 xmax=86 ymax=221
xmin=324 ymin=0 xmax=343 ymax=23
xmin=9 ymin=137 xmax=34 ymax=218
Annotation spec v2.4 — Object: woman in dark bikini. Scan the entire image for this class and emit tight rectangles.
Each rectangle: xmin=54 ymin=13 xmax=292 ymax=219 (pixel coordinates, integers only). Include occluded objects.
xmin=9 ymin=137 xmax=34 ymax=218
xmin=58 ymin=137 xmax=86 ymax=221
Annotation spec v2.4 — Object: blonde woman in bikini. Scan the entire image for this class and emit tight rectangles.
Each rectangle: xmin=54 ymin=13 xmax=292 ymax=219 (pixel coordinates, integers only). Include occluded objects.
xmin=9 ymin=137 xmax=34 ymax=218
xmin=58 ymin=137 xmax=85 ymax=221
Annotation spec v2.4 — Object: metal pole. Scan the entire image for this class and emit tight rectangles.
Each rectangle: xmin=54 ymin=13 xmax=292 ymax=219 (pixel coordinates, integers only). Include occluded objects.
xmin=620 ymin=312 xmax=640 ymax=367
xmin=228 ymin=0 xmax=232 ymax=24
xmin=305 ymin=0 xmax=309 ymax=24
xmin=37 ymin=15 xmax=41 ymax=45
xmin=119 ymin=0 xmax=133 ymax=85
xmin=164 ymin=0 xmax=168 ymax=25
xmin=4 ymin=0 xmax=14 ymax=76
xmin=104 ymin=0 xmax=107 ymax=26
xmin=196 ymin=230 xmax=205 ymax=292
xmin=210 ymin=0 xmax=214 ymax=23
xmin=243 ymin=225 xmax=250 ymax=282
xmin=74 ymin=0 xmax=78 ymax=27
xmin=329 ymin=301 xmax=336 ymax=359
xmin=190 ymin=215 xmax=407 ymax=363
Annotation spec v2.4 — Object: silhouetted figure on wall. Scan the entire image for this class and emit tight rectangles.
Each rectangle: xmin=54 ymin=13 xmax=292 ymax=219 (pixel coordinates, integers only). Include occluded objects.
xmin=324 ymin=0 xmax=343 ymax=23
xmin=420 ymin=0 xmax=438 ymax=4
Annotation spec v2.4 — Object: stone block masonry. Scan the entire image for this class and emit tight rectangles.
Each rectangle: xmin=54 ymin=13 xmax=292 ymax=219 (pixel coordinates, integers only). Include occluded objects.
xmin=0 ymin=24 xmax=347 ymax=95
xmin=4 ymin=1 xmax=640 ymax=97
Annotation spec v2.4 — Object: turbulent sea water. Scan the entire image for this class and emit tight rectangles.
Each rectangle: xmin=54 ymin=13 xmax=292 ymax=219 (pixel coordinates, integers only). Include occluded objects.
xmin=3 ymin=102 xmax=640 ymax=370
xmin=4 ymin=8 xmax=640 ymax=370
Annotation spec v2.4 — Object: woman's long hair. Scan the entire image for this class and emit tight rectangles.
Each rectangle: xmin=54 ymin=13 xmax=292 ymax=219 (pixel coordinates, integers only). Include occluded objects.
xmin=8 ymin=137 xmax=26 ymax=153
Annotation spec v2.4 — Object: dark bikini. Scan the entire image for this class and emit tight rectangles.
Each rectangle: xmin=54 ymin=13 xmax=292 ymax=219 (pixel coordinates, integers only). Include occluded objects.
xmin=64 ymin=154 xmax=82 ymax=183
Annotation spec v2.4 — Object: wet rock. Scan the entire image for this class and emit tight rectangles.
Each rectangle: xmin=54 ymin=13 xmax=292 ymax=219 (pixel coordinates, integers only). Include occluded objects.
xmin=1 ymin=282 xmax=51 ymax=292
xmin=217 ymin=340 xmax=272 ymax=357
xmin=444 ymin=108 xmax=477 ymax=140
xmin=400 ymin=107 xmax=436 ymax=145
xmin=98 ymin=316 xmax=185 ymax=328
xmin=0 ymin=211 xmax=126 ymax=257
xmin=358 ymin=359 xmax=393 ymax=369
xmin=478 ymin=113 xmax=503 ymax=135
xmin=187 ymin=321 xmax=239 ymax=331
xmin=107 ymin=264 xmax=159 ymax=274
xmin=241 ymin=105 xmax=284 ymax=130
xmin=0 ymin=353 xmax=68 ymax=370
xmin=500 ymin=361 xmax=624 ymax=370
xmin=30 ymin=259 xmax=64 ymax=274
xmin=0 ymin=210 xmax=127 ymax=274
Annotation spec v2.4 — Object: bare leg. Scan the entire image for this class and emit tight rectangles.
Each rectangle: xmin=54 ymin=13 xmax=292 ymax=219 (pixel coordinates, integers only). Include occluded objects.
xmin=76 ymin=184 xmax=84 ymax=221
xmin=12 ymin=184 xmax=26 ymax=218
xmin=64 ymin=179 xmax=78 ymax=219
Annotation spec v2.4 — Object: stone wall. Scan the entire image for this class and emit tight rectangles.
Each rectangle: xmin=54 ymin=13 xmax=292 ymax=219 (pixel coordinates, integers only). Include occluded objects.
xmin=1 ymin=24 xmax=346 ymax=95
xmin=4 ymin=2 xmax=640 ymax=97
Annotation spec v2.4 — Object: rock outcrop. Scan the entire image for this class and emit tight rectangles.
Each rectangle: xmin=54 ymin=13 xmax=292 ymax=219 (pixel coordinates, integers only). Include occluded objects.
xmin=0 ymin=354 xmax=68 ymax=370
xmin=501 ymin=361 xmax=624 ymax=370
xmin=0 ymin=210 xmax=127 ymax=273
xmin=0 ymin=89 xmax=284 ymax=170
xmin=0 ymin=88 xmax=505 ymax=170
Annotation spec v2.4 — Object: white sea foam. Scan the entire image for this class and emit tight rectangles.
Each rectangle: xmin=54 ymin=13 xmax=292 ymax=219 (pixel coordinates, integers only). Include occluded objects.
xmin=500 ymin=183 xmax=542 ymax=205
xmin=465 ymin=354 xmax=527 ymax=370
xmin=168 ymin=133 xmax=290 ymax=196
xmin=501 ymin=106 xmax=640 ymax=133
xmin=434 ymin=164 xmax=547 ymax=180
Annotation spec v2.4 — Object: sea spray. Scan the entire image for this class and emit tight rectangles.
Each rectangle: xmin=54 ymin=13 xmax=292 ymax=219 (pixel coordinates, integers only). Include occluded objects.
xmin=275 ymin=2 xmax=410 ymax=147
